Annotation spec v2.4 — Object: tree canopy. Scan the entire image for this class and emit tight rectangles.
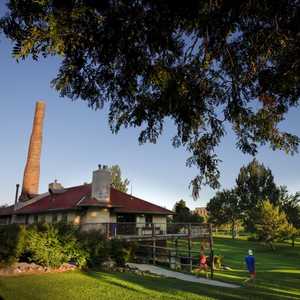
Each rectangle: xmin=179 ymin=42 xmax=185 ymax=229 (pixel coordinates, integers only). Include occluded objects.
xmin=236 ymin=159 xmax=280 ymax=230
xmin=254 ymin=200 xmax=296 ymax=249
xmin=109 ymin=165 xmax=130 ymax=193
xmin=207 ymin=189 xmax=241 ymax=238
xmin=1 ymin=1 xmax=299 ymax=197
xmin=280 ymin=186 xmax=300 ymax=238
xmin=173 ymin=199 xmax=204 ymax=223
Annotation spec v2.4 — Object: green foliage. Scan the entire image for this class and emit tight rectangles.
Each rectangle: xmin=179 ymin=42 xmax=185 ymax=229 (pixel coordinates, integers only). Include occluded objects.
xmin=173 ymin=200 xmax=204 ymax=223
xmin=110 ymin=240 xmax=137 ymax=267
xmin=207 ymin=189 xmax=241 ymax=239
xmin=1 ymin=1 xmax=299 ymax=197
xmin=25 ymin=224 xmax=65 ymax=267
xmin=76 ymin=230 xmax=110 ymax=268
xmin=254 ymin=200 xmax=296 ymax=249
xmin=0 ymin=223 xmax=136 ymax=269
xmin=235 ymin=159 xmax=280 ymax=231
xmin=109 ymin=165 xmax=130 ymax=193
xmin=25 ymin=223 xmax=88 ymax=268
xmin=280 ymin=186 xmax=300 ymax=229
xmin=0 ymin=224 xmax=26 ymax=266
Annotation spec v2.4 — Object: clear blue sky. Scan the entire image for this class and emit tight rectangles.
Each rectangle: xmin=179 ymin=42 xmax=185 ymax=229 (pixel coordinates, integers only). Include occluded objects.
xmin=0 ymin=3 xmax=299 ymax=210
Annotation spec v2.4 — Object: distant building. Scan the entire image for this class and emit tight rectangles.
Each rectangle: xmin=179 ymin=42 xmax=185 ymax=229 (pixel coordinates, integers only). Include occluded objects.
xmin=194 ymin=207 xmax=208 ymax=219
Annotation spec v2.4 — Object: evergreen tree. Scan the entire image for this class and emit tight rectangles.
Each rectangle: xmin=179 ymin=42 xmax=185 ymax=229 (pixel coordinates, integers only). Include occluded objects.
xmin=173 ymin=200 xmax=203 ymax=223
xmin=279 ymin=186 xmax=300 ymax=247
xmin=254 ymin=200 xmax=296 ymax=250
xmin=236 ymin=159 xmax=280 ymax=231
xmin=109 ymin=165 xmax=130 ymax=193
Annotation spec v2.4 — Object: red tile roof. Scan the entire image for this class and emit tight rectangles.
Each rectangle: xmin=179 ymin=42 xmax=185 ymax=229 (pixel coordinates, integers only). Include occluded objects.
xmin=10 ymin=184 xmax=173 ymax=215
xmin=16 ymin=184 xmax=91 ymax=214
xmin=110 ymin=188 xmax=173 ymax=214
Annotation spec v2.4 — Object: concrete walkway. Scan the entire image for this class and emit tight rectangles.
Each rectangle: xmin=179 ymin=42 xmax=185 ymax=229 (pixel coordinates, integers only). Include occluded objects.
xmin=127 ymin=263 xmax=239 ymax=288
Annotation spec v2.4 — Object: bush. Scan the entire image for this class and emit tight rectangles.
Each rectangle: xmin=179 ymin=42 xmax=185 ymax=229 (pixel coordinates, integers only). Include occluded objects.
xmin=0 ymin=223 xmax=136 ymax=269
xmin=55 ymin=222 xmax=88 ymax=267
xmin=25 ymin=223 xmax=88 ymax=268
xmin=26 ymin=224 xmax=66 ymax=267
xmin=0 ymin=224 xmax=26 ymax=266
xmin=77 ymin=230 xmax=110 ymax=268
xmin=110 ymin=240 xmax=136 ymax=266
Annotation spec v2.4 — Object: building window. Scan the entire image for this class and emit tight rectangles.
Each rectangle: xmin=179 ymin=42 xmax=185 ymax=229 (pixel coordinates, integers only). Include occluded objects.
xmin=145 ymin=215 xmax=153 ymax=227
xmin=52 ymin=214 xmax=58 ymax=223
xmin=61 ymin=212 xmax=68 ymax=223
xmin=39 ymin=215 xmax=46 ymax=223
xmin=34 ymin=215 xmax=38 ymax=223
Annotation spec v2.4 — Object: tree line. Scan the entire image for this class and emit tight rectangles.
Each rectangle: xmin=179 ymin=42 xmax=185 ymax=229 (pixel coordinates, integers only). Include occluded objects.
xmin=207 ymin=159 xmax=300 ymax=248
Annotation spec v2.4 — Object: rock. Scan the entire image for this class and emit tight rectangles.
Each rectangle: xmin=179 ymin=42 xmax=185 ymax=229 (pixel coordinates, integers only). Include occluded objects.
xmin=0 ymin=261 xmax=78 ymax=276
xmin=101 ymin=259 xmax=116 ymax=271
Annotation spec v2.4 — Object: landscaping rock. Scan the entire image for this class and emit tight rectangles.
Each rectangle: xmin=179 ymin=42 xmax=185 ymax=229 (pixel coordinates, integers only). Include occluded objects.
xmin=0 ymin=262 xmax=78 ymax=276
xmin=101 ymin=259 xmax=116 ymax=271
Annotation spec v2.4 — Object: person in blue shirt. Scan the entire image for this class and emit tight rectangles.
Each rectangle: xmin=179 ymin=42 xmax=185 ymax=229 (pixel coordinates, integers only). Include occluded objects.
xmin=245 ymin=249 xmax=256 ymax=283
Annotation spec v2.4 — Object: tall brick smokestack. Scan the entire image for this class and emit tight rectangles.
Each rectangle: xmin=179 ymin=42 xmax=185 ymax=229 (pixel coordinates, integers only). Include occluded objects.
xmin=20 ymin=101 xmax=46 ymax=201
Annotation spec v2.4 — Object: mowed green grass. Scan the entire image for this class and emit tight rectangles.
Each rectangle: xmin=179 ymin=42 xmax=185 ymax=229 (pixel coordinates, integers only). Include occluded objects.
xmin=179 ymin=236 xmax=300 ymax=299
xmin=0 ymin=237 xmax=299 ymax=300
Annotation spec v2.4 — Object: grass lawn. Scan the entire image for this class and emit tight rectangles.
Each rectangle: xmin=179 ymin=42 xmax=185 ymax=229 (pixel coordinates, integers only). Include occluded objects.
xmin=0 ymin=237 xmax=299 ymax=300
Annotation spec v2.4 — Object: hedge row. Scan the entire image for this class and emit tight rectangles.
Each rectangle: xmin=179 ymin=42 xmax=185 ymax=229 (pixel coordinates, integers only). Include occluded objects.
xmin=0 ymin=223 xmax=136 ymax=268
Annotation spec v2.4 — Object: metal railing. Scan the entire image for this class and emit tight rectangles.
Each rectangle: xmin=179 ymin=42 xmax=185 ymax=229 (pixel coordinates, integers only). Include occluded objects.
xmin=79 ymin=222 xmax=210 ymax=239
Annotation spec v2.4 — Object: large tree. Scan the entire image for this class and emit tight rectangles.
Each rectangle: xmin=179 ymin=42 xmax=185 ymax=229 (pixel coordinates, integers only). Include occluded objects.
xmin=279 ymin=186 xmax=300 ymax=247
xmin=207 ymin=189 xmax=241 ymax=239
xmin=236 ymin=159 xmax=280 ymax=231
xmin=173 ymin=200 xmax=203 ymax=223
xmin=254 ymin=200 xmax=296 ymax=250
xmin=1 ymin=1 xmax=299 ymax=197
xmin=109 ymin=165 xmax=130 ymax=193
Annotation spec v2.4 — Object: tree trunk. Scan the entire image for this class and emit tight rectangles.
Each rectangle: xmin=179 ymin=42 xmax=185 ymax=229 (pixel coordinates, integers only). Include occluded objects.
xmin=231 ymin=220 xmax=236 ymax=240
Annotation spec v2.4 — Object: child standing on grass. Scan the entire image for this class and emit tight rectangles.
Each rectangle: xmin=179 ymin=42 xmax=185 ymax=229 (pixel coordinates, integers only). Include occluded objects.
xmin=245 ymin=249 xmax=256 ymax=284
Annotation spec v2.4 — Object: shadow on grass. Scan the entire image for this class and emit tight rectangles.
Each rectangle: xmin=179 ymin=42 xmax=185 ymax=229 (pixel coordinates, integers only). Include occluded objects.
xmin=85 ymin=270 xmax=300 ymax=300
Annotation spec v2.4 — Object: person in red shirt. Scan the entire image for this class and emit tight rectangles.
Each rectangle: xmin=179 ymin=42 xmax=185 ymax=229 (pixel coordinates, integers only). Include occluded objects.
xmin=194 ymin=247 xmax=208 ymax=278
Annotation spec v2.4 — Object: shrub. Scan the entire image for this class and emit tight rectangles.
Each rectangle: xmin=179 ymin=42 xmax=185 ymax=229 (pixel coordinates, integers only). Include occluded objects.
xmin=0 ymin=224 xmax=26 ymax=266
xmin=25 ymin=223 xmax=88 ymax=268
xmin=55 ymin=222 xmax=88 ymax=267
xmin=0 ymin=223 xmax=136 ymax=269
xmin=25 ymin=224 xmax=65 ymax=267
xmin=110 ymin=240 xmax=136 ymax=266
xmin=77 ymin=230 xmax=110 ymax=268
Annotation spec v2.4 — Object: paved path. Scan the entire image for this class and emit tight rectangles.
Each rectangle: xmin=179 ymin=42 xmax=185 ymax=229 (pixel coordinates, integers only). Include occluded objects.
xmin=127 ymin=263 xmax=239 ymax=288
